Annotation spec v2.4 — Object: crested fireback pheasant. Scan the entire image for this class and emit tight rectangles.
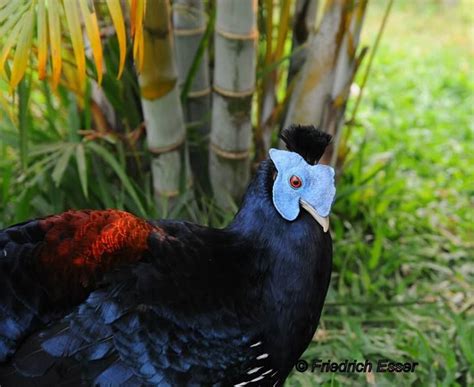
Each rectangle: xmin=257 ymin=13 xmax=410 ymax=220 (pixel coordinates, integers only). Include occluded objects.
xmin=0 ymin=125 xmax=335 ymax=386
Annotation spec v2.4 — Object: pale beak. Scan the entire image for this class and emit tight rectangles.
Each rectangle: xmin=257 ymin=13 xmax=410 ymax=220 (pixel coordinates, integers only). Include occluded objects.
xmin=300 ymin=199 xmax=330 ymax=232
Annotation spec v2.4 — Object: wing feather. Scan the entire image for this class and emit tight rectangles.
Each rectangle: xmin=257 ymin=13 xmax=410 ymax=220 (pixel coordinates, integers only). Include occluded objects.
xmin=1 ymin=214 xmax=270 ymax=385
xmin=0 ymin=210 xmax=163 ymax=362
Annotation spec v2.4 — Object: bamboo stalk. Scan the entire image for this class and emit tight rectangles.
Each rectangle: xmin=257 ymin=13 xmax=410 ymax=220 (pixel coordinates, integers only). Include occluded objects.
xmin=173 ymin=0 xmax=211 ymax=190
xmin=255 ymin=0 xmax=292 ymax=162
xmin=287 ymin=0 xmax=319 ymax=85
xmin=323 ymin=0 xmax=367 ymax=166
xmin=283 ymin=0 xmax=348 ymax=134
xmin=139 ymin=0 xmax=190 ymax=210
xmin=255 ymin=0 xmax=274 ymax=162
xmin=210 ymin=0 xmax=257 ymax=207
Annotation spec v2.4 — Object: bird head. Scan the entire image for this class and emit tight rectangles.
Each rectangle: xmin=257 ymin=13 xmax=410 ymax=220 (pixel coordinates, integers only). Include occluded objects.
xmin=269 ymin=125 xmax=336 ymax=232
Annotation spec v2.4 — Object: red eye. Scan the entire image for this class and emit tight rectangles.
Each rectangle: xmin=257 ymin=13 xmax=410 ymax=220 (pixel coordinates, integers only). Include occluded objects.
xmin=289 ymin=175 xmax=302 ymax=189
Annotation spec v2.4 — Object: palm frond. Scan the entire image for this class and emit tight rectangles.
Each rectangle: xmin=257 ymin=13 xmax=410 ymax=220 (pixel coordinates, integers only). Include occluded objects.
xmin=0 ymin=0 xmax=145 ymax=89
xmin=64 ymin=0 xmax=86 ymax=85
xmin=106 ymin=0 xmax=127 ymax=78
xmin=47 ymin=0 xmax=62 ymax=88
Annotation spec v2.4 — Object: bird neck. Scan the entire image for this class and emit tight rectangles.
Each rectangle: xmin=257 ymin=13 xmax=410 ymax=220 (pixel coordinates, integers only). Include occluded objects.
xmin=228 ymin=162 xmax=332 ymax=374
xmin=228 ymin=160 xmax=281 ymax=238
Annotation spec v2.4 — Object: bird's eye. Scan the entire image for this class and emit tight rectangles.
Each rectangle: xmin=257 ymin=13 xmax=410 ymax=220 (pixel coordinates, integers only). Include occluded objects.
xmin=289 ymin=175 xmax=302 ymax=189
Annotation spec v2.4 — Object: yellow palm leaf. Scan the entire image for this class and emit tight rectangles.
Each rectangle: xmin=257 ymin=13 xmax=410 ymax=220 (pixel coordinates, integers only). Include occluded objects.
xmin=0 ymin=13 xmax=26 ymax=79
xmin=79 ymin=0 xmax=103 ymax=84
xmin=106 ymin=0 xmax=127 ymax=78
xmin=130 ymin=0 xmax=137 ymax=37
xmin=132 ymin=0 xmax=145 ymax=72
xmin=37 ymin=0 xmax=47 ymax=80
xmin=47 ymin=0 xmax=62 ymax=89
xmin=62 ymin=58 xmax=85 ymax=97
xmin=1 ymin=0 xmax=144 ymax=88
xmin=64 ymin=0 xmax=86 ymax=86
xmin=10 ymin=2 xmax=35 ymax=89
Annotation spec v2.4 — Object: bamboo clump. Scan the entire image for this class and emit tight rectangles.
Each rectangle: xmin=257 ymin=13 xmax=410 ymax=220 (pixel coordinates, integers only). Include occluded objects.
xmin=285 ymin=0 xmax=368 ymax=167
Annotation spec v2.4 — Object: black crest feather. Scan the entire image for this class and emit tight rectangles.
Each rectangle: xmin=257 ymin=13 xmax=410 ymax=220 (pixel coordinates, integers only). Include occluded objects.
xmin=280 ymin=125 xmax=332 ymax=164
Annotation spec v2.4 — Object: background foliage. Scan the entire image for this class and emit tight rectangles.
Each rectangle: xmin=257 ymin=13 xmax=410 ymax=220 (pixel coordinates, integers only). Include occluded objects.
xmin=291 ymin=1 xmax=473 ymax=385
xmin=0 ymin=0 xmax=472 ymax=386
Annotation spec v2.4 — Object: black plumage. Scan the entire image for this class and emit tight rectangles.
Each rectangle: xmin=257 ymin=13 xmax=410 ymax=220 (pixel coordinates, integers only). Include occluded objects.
xmin=280 ymin=124 xmax=332 ymax=165
xmin=0 ymin=126 xmax=333 ymax=386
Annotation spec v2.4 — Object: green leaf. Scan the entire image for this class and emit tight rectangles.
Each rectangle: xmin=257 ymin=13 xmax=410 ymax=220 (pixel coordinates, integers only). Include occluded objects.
xmin=93 ymin=158 xmax=114 ymax=209
xmin=456 ymin=316 xmax=474 ymax=366
xmin=30 ymin=143 xmax=67 ymax=156
xmin=0 ymin=3 xmax=28 ymax=40
xmin=17 ymin=77 xmax=31 ymax=169
xmin=0 ymin=0 xmax=13 ymax=9
xmin=0 ymin=1 xmax=20 ymax=25
xmin=75 ymin=143 xmax=88 ymax=198
xmin=83 ymin=80 xmax=92 ymax=129
xmin=369 ymin=226 xmax=383 ymax=269
xmin=67 ymin=92 xmax=80 ymax=141
xmin=52 ymin=145 xmax=74 ymax=186
xmin=41 ymin=81 xmax=58 ymax=135
xmin=87 ymin=142 xmax=145 ymax=216
xmin=0 ymin=161 xmax=12 ymax=204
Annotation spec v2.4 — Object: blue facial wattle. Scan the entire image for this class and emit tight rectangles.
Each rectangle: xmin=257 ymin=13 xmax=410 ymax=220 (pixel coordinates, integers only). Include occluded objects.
xmin=269 ymin=148 xmax=336 ymax=221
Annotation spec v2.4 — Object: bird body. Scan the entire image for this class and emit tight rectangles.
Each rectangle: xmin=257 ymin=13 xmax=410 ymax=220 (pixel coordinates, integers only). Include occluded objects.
xmin=0 ymin=126 xmax=334 ymax=386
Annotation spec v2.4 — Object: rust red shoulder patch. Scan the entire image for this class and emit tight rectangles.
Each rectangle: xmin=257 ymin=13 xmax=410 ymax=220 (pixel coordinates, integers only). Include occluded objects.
xmin=37 ymin=210 xmax=164 ymax=303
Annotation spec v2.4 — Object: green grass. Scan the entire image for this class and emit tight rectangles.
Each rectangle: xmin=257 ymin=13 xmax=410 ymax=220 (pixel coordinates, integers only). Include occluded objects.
xmin=287 ymin=1 xmax=473 ymax=386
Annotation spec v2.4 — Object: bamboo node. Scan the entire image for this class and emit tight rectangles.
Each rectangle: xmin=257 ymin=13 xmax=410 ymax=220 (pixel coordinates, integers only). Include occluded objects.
xmin=188 ymin=87 xmax=212 ymax=98
xmin=213 ymin=84 xmax=254 ymax=98
xmin=144 ymin=26 xmax=170 ymax=39
xmin=154 ymin=188 xmax=180 ymax=198
xmin=154 ymin=179 xmax=192 ymax=198
xmin=210 ymin=142 xmax=249 ymax=160
xmin=215 ymin=26 xmax=258 ymax=41
xmin=148 ymin=136 xmax=185 ymax=155
xmin=174 ymin=25 xmax=207 ymax=36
